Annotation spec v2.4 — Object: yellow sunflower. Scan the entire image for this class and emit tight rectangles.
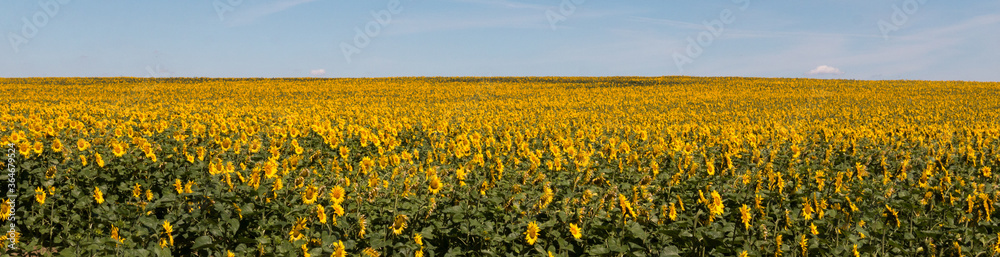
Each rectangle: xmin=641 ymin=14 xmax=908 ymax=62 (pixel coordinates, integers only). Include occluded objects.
xmin=52 ymin=138 xmax=63 ymax=153
xmin=34 ymin=187 xmax=46 ymax=205
xmin=316 ymin=205 xmax=327 ymax=224
xmin=359 ymin=215 xmax=368 ymax=238
xmin=93 ymin=187 xmax=104 ymax=204
xmin=95 ymin=152 xmax=105 ymax=167
xmin=302 ymin=184 xmax=318 ymax=204
xmin=133 ymin=183 xmax=142 ymax=199
xmin=112 ymin=142 xmax=125 ymax=157
xmin=569 ymin=223 xmax=581 ymax=239
xmin=391 ymin=214 xmax=408 ymax=235
xmin=332 ymin=240 xmax=346 ymax=257
xmin=428 ymin=175 xmax=443 ymax=195
xmin=32 ymin=141 xmax=43 ymax=155
xmin=330 ymin=185 xmax=346 ymax=204
xmin=525 ymin=221 xmax=539 ymax=245
xmin=77 ymin=138 xmax=90 ymax=152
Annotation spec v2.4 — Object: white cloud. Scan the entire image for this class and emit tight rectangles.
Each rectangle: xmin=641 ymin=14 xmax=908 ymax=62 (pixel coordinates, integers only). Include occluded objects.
xmin=310 ymin=69 xmax=326 ymax=76
xmin=806 ymin=65 xmax=844 ymax=75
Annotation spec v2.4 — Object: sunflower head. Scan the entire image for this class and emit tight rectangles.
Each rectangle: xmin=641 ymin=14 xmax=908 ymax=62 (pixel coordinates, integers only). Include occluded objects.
xmin=34 ymin=187 xmax=46 ymax=205
xmin=32 ymin=141 xmax=43 ymax=154
xmin=569 ymin=223 xmax=581 ymax=239
xmin=332 ymin=240 xmax=346 ymax=257
xmin=112 ymin=142 xmax=125 ymax=157
xmin=302 ymin=184 xmax=319 ymax=204
xmin=330 ymin=185 xmax=346 ymax=204
xmin=428 ymin=175 xmax=443 ymax=195
xmin=525 ymin=221 xmax=539 ymax=245
xmin=77 ymin=138 xmax=90 ymax=152
xmin=391 ymin=214 xmax=408 ymax=235
xmin=52 ymin=138 xmax=63 ymax=153
xmin=93 ymin=187 xmax=104 ymax=204
xmin=316 ymin=205 xmax=327 ymax=224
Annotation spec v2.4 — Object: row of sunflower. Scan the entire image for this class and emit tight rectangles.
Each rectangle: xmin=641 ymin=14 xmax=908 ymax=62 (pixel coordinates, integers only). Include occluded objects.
xmin=0 ymin=77 xmax=998 ymax=256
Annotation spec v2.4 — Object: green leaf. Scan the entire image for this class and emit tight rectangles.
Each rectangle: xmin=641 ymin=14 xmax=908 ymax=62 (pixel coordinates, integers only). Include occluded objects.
xmin=192 ymin=236 xmax=214 ymax=250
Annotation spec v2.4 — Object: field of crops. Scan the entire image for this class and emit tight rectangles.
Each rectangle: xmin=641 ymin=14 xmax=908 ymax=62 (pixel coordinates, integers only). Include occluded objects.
xmin=1 ymin=77 xmax=999 ymax=256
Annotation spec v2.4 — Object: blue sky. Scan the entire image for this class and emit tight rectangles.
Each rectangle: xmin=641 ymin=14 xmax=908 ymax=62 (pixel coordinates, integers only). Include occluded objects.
xmin=1 ymin=0 xmax=998 ymax=81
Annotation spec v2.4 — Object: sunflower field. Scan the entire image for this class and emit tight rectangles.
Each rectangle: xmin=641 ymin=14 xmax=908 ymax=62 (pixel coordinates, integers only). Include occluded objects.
xmin=1 ymin=77 xmax=999 ymax=256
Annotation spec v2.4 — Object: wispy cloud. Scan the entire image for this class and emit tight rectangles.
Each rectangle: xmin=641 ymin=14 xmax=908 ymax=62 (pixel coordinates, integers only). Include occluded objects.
xmin=309 ymin=69 xmax=326 ymax=76
xmin=226 ymin=0 xmax=317 ymax=27
xmin=806 ymin=65 xmax=844 ymax=75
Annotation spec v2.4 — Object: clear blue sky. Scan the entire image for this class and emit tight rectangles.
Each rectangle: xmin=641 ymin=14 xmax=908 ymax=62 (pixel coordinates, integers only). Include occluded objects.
xmin=2 ymin=0 xmax=998 ymax=81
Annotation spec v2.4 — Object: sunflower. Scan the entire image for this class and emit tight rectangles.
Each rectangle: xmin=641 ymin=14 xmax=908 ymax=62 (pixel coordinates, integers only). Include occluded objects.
xmin=112 ymin=142 xmax=125 ymax=157
xmin=709 ymin=190 xmax=724 ymax=217
xmin=146 ymin=189 xmax=154 ymax=201
xmin=414 ymin=233 xmax=423 ymax=246
xmin=362 ymin=248 xmax=380 ymax=257
xmin=125 ymin=184 xmax=139 ymax=199
xmin=302 ymin=184 xmax=319 ymax=205
xmin=34 ymin=187 xmax=46 ymax=205
xmin=45 ymin=166 xmax=57 ymax=179
xmin=184 ymin=180 xmax=195 ymax=194
xmin=330 ymin=185 xmax=346 ymax=204
xmin=618 ymin=194 xmax=636 ymax=219
xmin=32 ymin=141 xmax=43 ymax=155
xmin=111 ymin=224 xmax=124 ymax=245
xmin=332 ymin=240 xmax=346 ymax=257
xmin=162 ymin=220 xmax=174 ymax=246
xmin=52 ymin=138 xmax=63 ymax=153
xmin=272 ymin=176 xmax=284 ymax=192
xmin=360 ymin=156 xmax=374 ymax=174
xmin=174 ymin=179 xmax=184 ymax=194
xmin=359 ymin=214 xmax=368 ymax=238
xmin=77 ymin=138 xmax=90 ymax=152
xmin=249 ymin=139 xmax=262 ymax=153
xmin=391 ymin=214 xmax=408 ymax=235
xmin=568 ymin=223 xmax=582 ymax=239
xmin=884 ymin=204 xmax=900 ymax=228
xmin=93 ymin=187 xmax=104 ymax=204
xmin=316 ymin=205 xmax=327 ymax=224
xmin=95 ymin=152 xmax=105 ymax=167
xmin=79 ymin=155 xmax=87 ymax=166
xmin=196 ymin=146 xmax=206 ymax=161
xmin=775 ymin=234 xmax=783 ymax=256
xmin=428 ymin=175 xmax=443 ymax=195
xmin=525 ymin=221 xmax=539 ymax=245
xmin=263 ymin=160 xmax=279 ymax=179
xmin=739 ymin=204 xmax=752 ymax=230
xmin=221 ymin=137 xmax=233 ymax=152
xmin=291 ymin=139 xmax=303 ymax=155
xmin=289 ymin=217 xmax=308 ymax=242
xmin=332 ymin=203 xmax=345 ymax=217
xmin=0 ymin=200 xmax=10 ymax=221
